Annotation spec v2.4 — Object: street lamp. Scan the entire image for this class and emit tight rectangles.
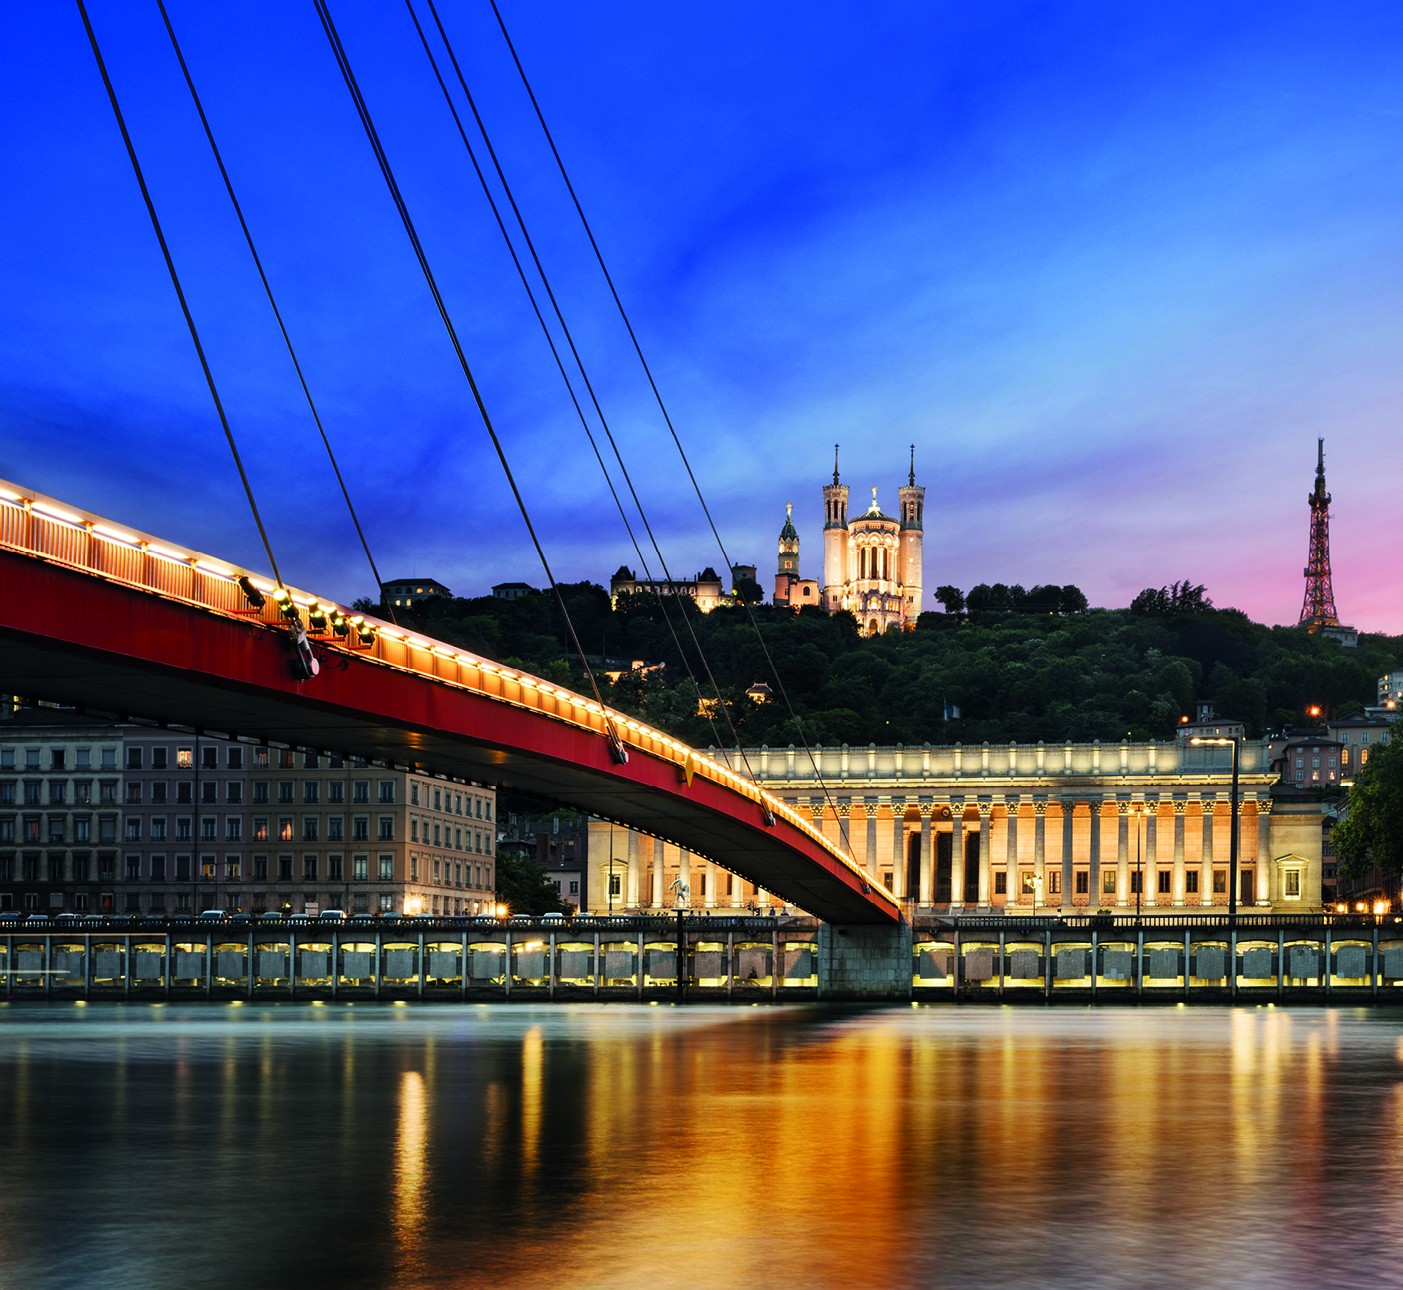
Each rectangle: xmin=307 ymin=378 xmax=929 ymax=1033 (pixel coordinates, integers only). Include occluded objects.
xmin=1192 ymin=734 xmax=1241 ymax=995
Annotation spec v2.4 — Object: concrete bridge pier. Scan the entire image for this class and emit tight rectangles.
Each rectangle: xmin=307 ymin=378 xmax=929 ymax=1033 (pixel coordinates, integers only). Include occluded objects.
xmin=817 ymin=921 xmax=913 ymax=999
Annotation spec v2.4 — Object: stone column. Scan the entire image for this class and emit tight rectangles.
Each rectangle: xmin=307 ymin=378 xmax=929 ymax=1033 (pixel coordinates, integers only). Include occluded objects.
xmin=835 ymin=803 xmax=852 ymax=863
xmin=1145 ymin=802 xmax=1159 ymax=907
xmin=1088 ymin=800 xmax=1102 ymax=905
xmin=950 ymin=800 xmax=965 ymax=907
xmin=1005 ymin=801 xmax=1019 ymax=906
xmin=627 ymin=829 xmax=641 ymax=908
xmin=1117 ymin=801 xmax=1131 ymax=909
xmin=1172 ymin=801 xmax=1186 ymax=907
xmin=890 ymin=797 xmax=908 ymax=902
xmin=1033 ymin=800 xmax=1047 ymax=909
xmin=977 ymin=801 xmax=993 ymax=906
xmin=1255 ymin=799 xmax=1272 ymax=905
xmin=1200 ymin=800 xmax=1215 ymax=908
xmin=651 ymin=837 xmax=665 ymax=910
xmin=919 ymin=804 xmax=935 ymax=907
xmin=1060 ymin=800 xmax=1074 ymax=908
xmin=865 ymin=800 xmax=879 ymax=880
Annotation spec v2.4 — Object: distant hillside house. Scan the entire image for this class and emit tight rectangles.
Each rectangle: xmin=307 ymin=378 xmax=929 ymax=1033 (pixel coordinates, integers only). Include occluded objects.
xmin=492 ymin=582 xmax=536 ymax=601
xmin=382 ymin=578 xmax=451 ymax=607
xmin=610 ymin=564 xmax=732 ymax=613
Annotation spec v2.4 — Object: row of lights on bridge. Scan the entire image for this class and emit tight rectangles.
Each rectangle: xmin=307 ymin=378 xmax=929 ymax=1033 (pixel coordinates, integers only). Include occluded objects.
xmin=5 ymin=483 xmax=886 ymax=902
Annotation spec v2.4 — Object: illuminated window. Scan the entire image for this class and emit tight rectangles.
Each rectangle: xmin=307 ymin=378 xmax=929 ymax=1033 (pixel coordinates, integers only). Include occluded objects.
xmin=1213 ymin=869 xmax=1227 ymax=894
xmin=1102 ymin=870 xmax=1116 ymax=894
xmin=1285 ymin=870 xmax=1301 ymax=898
xmin=177 ymin=748 xmax=193 ymax=769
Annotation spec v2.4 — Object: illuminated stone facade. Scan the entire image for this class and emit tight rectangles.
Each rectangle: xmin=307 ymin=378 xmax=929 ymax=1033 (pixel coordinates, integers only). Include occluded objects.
xmin=776 ymin=447 xmax=924 ymax=633
xmin=594 ymin=740 xmax=1327 ymax=916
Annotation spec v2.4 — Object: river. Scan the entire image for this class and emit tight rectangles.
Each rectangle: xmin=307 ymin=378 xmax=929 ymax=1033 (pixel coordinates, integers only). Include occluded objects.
xmin=0 ymin=1002 xmax=1398 ymax=1289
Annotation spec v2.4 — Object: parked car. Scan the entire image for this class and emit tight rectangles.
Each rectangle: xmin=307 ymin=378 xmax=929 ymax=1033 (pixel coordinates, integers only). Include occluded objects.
xmin=317 ymin=909 xmax=347 ymax=923
xmin=196 ymin=909 xmax=227 ymax=923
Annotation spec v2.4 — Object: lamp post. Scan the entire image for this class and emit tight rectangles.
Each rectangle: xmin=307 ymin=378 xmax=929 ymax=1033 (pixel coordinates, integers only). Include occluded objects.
xmin=1192 ymin=735 xmax=1241 ymax=995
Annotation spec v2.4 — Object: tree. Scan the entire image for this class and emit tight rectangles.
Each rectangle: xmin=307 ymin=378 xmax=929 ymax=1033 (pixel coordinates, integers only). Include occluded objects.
xmin=1332 ymin=736 xmax=1403 ymax=884
xmin=495 ymin=848 xmax=570 ymax=915
xmin=934 ymin=585 xmax=965 ymax=615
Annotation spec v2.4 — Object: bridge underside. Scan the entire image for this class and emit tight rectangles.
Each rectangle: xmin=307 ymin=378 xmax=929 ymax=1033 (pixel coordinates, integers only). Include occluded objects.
xmin=0 ymin=553 xmax=895 ymax=924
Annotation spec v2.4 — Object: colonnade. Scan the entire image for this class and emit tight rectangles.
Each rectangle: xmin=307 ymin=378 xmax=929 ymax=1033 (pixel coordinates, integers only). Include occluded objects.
xmin=801 ymin=793 xmax=1290 ymax=912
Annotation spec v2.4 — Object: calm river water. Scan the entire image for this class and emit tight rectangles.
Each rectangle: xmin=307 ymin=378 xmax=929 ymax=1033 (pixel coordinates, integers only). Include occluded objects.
xmin=0 ymin=1002 xmax=1400 ymax=1289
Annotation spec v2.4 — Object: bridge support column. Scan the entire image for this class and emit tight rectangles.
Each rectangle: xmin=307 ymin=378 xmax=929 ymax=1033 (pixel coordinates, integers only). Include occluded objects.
xmin=817 ymin=921 xmax=913 ymax=1000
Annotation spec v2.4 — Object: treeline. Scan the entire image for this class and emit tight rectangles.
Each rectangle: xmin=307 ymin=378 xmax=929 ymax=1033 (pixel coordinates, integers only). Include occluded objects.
xmin=373 ymin=583 xmax=1401 ymax=750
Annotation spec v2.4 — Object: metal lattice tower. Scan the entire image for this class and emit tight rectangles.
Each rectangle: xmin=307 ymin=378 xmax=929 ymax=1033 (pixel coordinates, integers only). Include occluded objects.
xmin=1298 ymin=437 xmax=1341 ymax=630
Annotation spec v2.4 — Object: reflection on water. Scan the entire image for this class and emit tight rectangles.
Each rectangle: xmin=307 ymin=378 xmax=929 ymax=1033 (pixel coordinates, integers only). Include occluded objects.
xmin=0 ymin=1003 xmax=1400 ymax=1289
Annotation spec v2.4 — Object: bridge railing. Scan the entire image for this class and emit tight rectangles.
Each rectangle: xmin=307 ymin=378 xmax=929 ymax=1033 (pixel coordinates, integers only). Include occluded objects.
xmin=0 ymin=479 xmax=896 ymax=910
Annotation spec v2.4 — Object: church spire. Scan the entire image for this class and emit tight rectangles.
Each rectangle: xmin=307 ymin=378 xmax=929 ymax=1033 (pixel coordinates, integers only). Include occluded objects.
xmin=833 ymin=443 xmax=840 ymax=486
xmin=908 ymin=443 xmax=915 ymax=487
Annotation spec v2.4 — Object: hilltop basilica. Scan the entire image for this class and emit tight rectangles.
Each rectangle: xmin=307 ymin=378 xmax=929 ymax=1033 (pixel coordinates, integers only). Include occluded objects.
xmin=774 ymin=447 xmax=925 ymax=635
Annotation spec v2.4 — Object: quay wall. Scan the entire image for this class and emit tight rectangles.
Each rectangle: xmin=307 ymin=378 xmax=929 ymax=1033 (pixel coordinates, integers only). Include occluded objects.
xmin=5 ymin=913 xmax=1403 ymax=1002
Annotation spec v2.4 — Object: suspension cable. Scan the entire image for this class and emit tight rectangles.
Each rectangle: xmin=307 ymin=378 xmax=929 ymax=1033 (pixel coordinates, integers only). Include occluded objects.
xmin=153 ymin=0 xmax=396 ymax=623
xmin=310 ymin=0 xmax=625 ymax=753
xmin=488 ymin=0 xmax=852 ymax=848
xmin=410 ymin=0 xmax=738 ymax=752
xmin=76 ymin=0 xmax=287 ymax=593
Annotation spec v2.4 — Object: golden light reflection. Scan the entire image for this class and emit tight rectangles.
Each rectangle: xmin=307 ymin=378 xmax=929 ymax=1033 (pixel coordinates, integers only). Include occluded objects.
xmin=520 ymin=1025 xmax=543 ymax=1178
xmin=392 ymin=1069 xmax=429 ymax=1283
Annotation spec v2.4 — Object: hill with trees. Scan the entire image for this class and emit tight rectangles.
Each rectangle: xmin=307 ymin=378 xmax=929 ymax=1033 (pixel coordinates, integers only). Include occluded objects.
xmin=370 ymin=581 xmax=1401 ymax=750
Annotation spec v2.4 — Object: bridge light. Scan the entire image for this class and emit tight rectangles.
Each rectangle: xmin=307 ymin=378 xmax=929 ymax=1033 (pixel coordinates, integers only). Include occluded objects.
xmin=307 ymin=605 xmax=328 ymax=632
xmin=236 ymin=575 xmax=266 ymax=611
xmin=330 ymin=613 xmax=349 ymax=638
xmin=357 ymin=623 xmax=376 ymax=646
xmin=289 ymin=623 xmax=320 ymax=680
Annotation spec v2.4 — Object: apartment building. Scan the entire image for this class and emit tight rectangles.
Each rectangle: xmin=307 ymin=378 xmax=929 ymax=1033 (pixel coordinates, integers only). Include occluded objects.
xmin=0 ymin=710 xmax=496 ymax=916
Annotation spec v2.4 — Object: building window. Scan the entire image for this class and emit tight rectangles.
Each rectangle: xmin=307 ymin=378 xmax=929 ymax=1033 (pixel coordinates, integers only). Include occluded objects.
xmin=127 ymin=747 xmax=143 ymax=770
xmin=353 ymin=818 xmax=369 ymax=842
xmin=303 ymin=855 xmax=318 ymax=880
xmin=152 ymin=747 xmax=168 ymax=770
xmin=279 ymin=818 xmax=294 ymax=842
xmin=177 ymin=748 xmax=193 ymax=770
xmin=993 ymin=871 xmax=1007 ymax=895
xmin=378 ymin=854 xmax=393 ymax=880
xmin=1048 ymin=871 xmax=1060 ymax=895
xmin=1285 ymin=870 xmax=1302 ymax=899
xmin=202 ymin=747 xmax=217 ymax=771
xmin=125 ymin=819 xmax=141 ymax=842
xmin=378 ymin=817 xmax=394 ymax=841
xmin=151 ymin=782 xmax=167 ymax=804
xmin=151 ymin=855 xmax=166 ymax=881
xmin=1102 ymin=870 xmax=1116 ymax=894
xmin=353 ymin=782 xmax=370 ymax=804
xmin=1074 ymin=871 xmax=1089 ymax=895
xmin=151 ymin=819 xmax=166 ymax=842
xmin=303 ymin=781 xmax=320 ymax=804
xmin=378 ymin=782 xmax=395 ymax=804
xmin=1186 ymin=871 xmax=1199 ymax=895
xmin=1157 ymin=870 xmax=1172 ymax=894
xmin=303 ymin=818 xmax=319 ymax=842
xmin=278 ymin=782 xmax=294 ymax=804
xmin=228 ymin=747 xmax=243 ymax=770
xmin=327 ymin=818 xmax=344 ymax=842
xmin=226 ymin=818 xmax=242 ymax=842
xmin=328 ymin=855 xmax=343 ymax=881
xmin=353 ymin=854 xmax=369 ymax=881
xmin=1213 ymin=869 xmax=1228 ymax=894
xmin=125 ymin=782 xmax=142 ymax=805
xmin=328 ymin=782 xmax=344 ymax=805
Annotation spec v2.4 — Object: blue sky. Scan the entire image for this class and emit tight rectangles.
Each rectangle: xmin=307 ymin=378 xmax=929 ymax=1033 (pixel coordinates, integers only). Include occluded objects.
xmin=3 ymin=2 xmax=1401 ymax=631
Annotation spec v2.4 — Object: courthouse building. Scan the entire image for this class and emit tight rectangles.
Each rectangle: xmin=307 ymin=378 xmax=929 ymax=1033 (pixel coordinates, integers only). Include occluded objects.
xmin=586 ymin=739 xmax=1328 ymax=916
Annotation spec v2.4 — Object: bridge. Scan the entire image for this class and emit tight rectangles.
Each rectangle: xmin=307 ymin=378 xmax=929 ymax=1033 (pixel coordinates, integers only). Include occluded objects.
xmin=0 ymin=479 xmax=899 ymax=925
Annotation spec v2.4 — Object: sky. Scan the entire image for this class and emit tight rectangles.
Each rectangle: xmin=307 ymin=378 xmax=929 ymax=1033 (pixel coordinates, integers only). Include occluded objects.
xmin=3 ymin=2 xmax=1401 ymax=632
